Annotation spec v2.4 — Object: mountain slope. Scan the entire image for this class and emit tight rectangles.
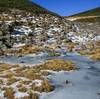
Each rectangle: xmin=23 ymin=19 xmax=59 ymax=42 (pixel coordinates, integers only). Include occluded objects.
xmin=65 ymin=7 xmax=100 ymax=22
xmin=70 ymin=7 xmax=100 ymax=16
xmin=0 ymin=0 xmax=60 ymax=17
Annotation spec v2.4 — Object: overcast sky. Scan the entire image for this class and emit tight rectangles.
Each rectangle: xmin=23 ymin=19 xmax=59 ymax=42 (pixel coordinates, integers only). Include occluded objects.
xmin=30 ymin=0 xmax=100 ymax=16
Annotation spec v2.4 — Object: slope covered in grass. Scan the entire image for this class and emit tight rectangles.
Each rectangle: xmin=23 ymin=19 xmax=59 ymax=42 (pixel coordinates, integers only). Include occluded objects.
xmin=0 ymin=0 xmax=60 ymax=17
xmin=70 ymin=7 xmax=100 ymax=17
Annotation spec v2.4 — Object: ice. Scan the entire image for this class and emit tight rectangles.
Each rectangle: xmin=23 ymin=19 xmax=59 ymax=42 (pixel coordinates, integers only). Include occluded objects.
xmin=0 ymin=50 xmax=100 ymax=99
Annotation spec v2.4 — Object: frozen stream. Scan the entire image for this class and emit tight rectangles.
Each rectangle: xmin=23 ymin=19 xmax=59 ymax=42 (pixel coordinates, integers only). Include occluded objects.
xmin=43 ymin=52 xmax=100 ymax=99
xmin=0 ymin=51 xmax=100 ymax=99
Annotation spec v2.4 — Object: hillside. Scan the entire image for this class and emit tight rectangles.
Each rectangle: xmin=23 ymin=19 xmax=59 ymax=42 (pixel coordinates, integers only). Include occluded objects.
xmin=65 ymin=7 xmax=100 ymax=22
xmin=0 ymin=0 xmax=60 ymax=17
xmin=70 ymin=7 xmax=100 ymax=16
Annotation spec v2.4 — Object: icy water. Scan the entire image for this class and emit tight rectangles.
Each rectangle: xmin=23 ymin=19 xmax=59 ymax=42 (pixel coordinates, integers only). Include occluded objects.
xmin=44 ymin=52 xmax=100 ymax=99
xmin=0 ymin=51 xmax=100 ymax=99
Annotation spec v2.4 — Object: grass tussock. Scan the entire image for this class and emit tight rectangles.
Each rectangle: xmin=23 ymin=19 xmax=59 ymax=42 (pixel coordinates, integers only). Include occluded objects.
xmin=0 ymin=79 xmax=3 ymax=84
xmin=23 ymin=69 xmax=42 ymax=80
xmin=23 ymin=91 xmax=39 ymax=99
xmin=31 ymin=79 xmax=54 ymax=92
xmin=40 ymin=71 xmax=51 ymax=76
xmin=89 ymin=54 xmax=100 ymax=61
xmin=3 ymin=70 xmax=15 ymax=78
xmin=19 ymin=86 xmax=27 ymax=92
xmin=79 ymin=50 xmax=90 ymax=55
xmin=67 ymin=43 xmax=74 ymax=52
xmin=0 ymin=63 xmax=11 ymax=70
xmin=2 ymin=87 xmax=14 ymax=99
xmin=4 ymin=46 xmax=39 ymax=56
xmin=34 ymin=59 xmax=78 ymax=72
xmin=7 ymin=77 xmax=17 ymax=85
xmin=79 ymin=48 xmax=100 ymax=61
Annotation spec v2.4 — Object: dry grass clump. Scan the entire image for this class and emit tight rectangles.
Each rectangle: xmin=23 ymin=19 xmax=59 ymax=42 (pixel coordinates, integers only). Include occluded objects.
xmin=79 ymin=50 xmax=90 ymax=55
xmin=2 ymin=87 xmax=14 ymax=99
xmin=22 ymin=80 xmax=32 ymax=85
xmin=3 ymin=70 xmax=15 ymax=78
xmin=7 ymin=77 xmax=17 ymax=85
xmin=16 ymin=83 xmax=22 ymax=88
xmin=86 ymin=44 xmax=95 ymax=50
xmin=89 ymin=54 xmax=100 ymax=61
xmin=34 ymin=59 xmax=78 ymax=72
xmin=31 ymin=79 xmax=54 ymax=92
xmin=0 ymin=63 xmax=11 ymax=70
xmin=0 ymin=79 xmax=3 ymax=84
xmin=89 ymin=49 xmax=100 ymax=61
xmin=14 ymin=66 xmax=27 ymax=71
xmin=19 ymin=86 xmax=27 ymax=92
xmin=22 ymin=69 xmax=42 ymax=80
xmin=79 ymin=48 xmax=100 ymax=61
xmin=40 ymin=71 xmax=51 ymax=76
xmin=67 ymin=43 xmax=74 ymax=52
xmin=4 ymin=45 xmax=40 ymax=56
xmin=23 ymin=91 xmax=39 ymax=99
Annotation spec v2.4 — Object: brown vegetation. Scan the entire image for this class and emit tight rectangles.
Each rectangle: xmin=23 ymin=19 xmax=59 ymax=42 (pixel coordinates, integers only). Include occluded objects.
xmin=67 ymin=43 xmax=74 ymax=52
xmin=31 ymin=79 xmax=54 ymax=92
xmin=34 ymin=59 xmax=78 ymax=71
xmin=2 ymin=87 xmax=14 ymax=99
xmin=40 ymin=71 xmax=51 ymax=76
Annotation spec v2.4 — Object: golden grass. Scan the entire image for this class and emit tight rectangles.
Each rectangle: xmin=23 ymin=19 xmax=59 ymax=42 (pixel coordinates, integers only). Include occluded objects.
xmin=0 ymin=63 xmax=11 ymax=70
xmin=0 ymin=58 xmax=78 ymax=99
xmin=79 ymin=48 xmax=100 ymax=61
xmin=22 ymin=80 xmax=32 ymax=85
xmin=0 ymin=79 xmax=3 ymax=84
xmin=7 ymin=78 xmax=17 ymax=85
xmin=3 ymin=45 xmax=39 ymax=56
xmin=31 ymin=79 xmax=54 ymax=92
xmin=40 ymin=71 xmax=51 ymax=76
xmin=79 ymin=50 xmax=90 ymax=55
xmin=23 ymin=69 xmax=42 ymax=80
xmin=2 ymin=87 xmax=14 ymax=99
xmin=19 ymin=86 xmax=27 ymax=92
xmin=23 ymin=91 xmax=39 ymax=99
xmin=67 ymin=43 xmax=74 ymax=52
xmin=34 ymin=59 xmax=78 ymax=72
xmin=89 ymin=54 xmax=100 ymax=61
xmin=3 ymin=70 xmax=15 ymax=78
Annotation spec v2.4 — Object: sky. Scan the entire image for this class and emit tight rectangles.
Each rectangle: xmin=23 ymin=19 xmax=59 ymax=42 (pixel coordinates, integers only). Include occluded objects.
xmin=30 ymin=0 xmax=100 ymax=16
